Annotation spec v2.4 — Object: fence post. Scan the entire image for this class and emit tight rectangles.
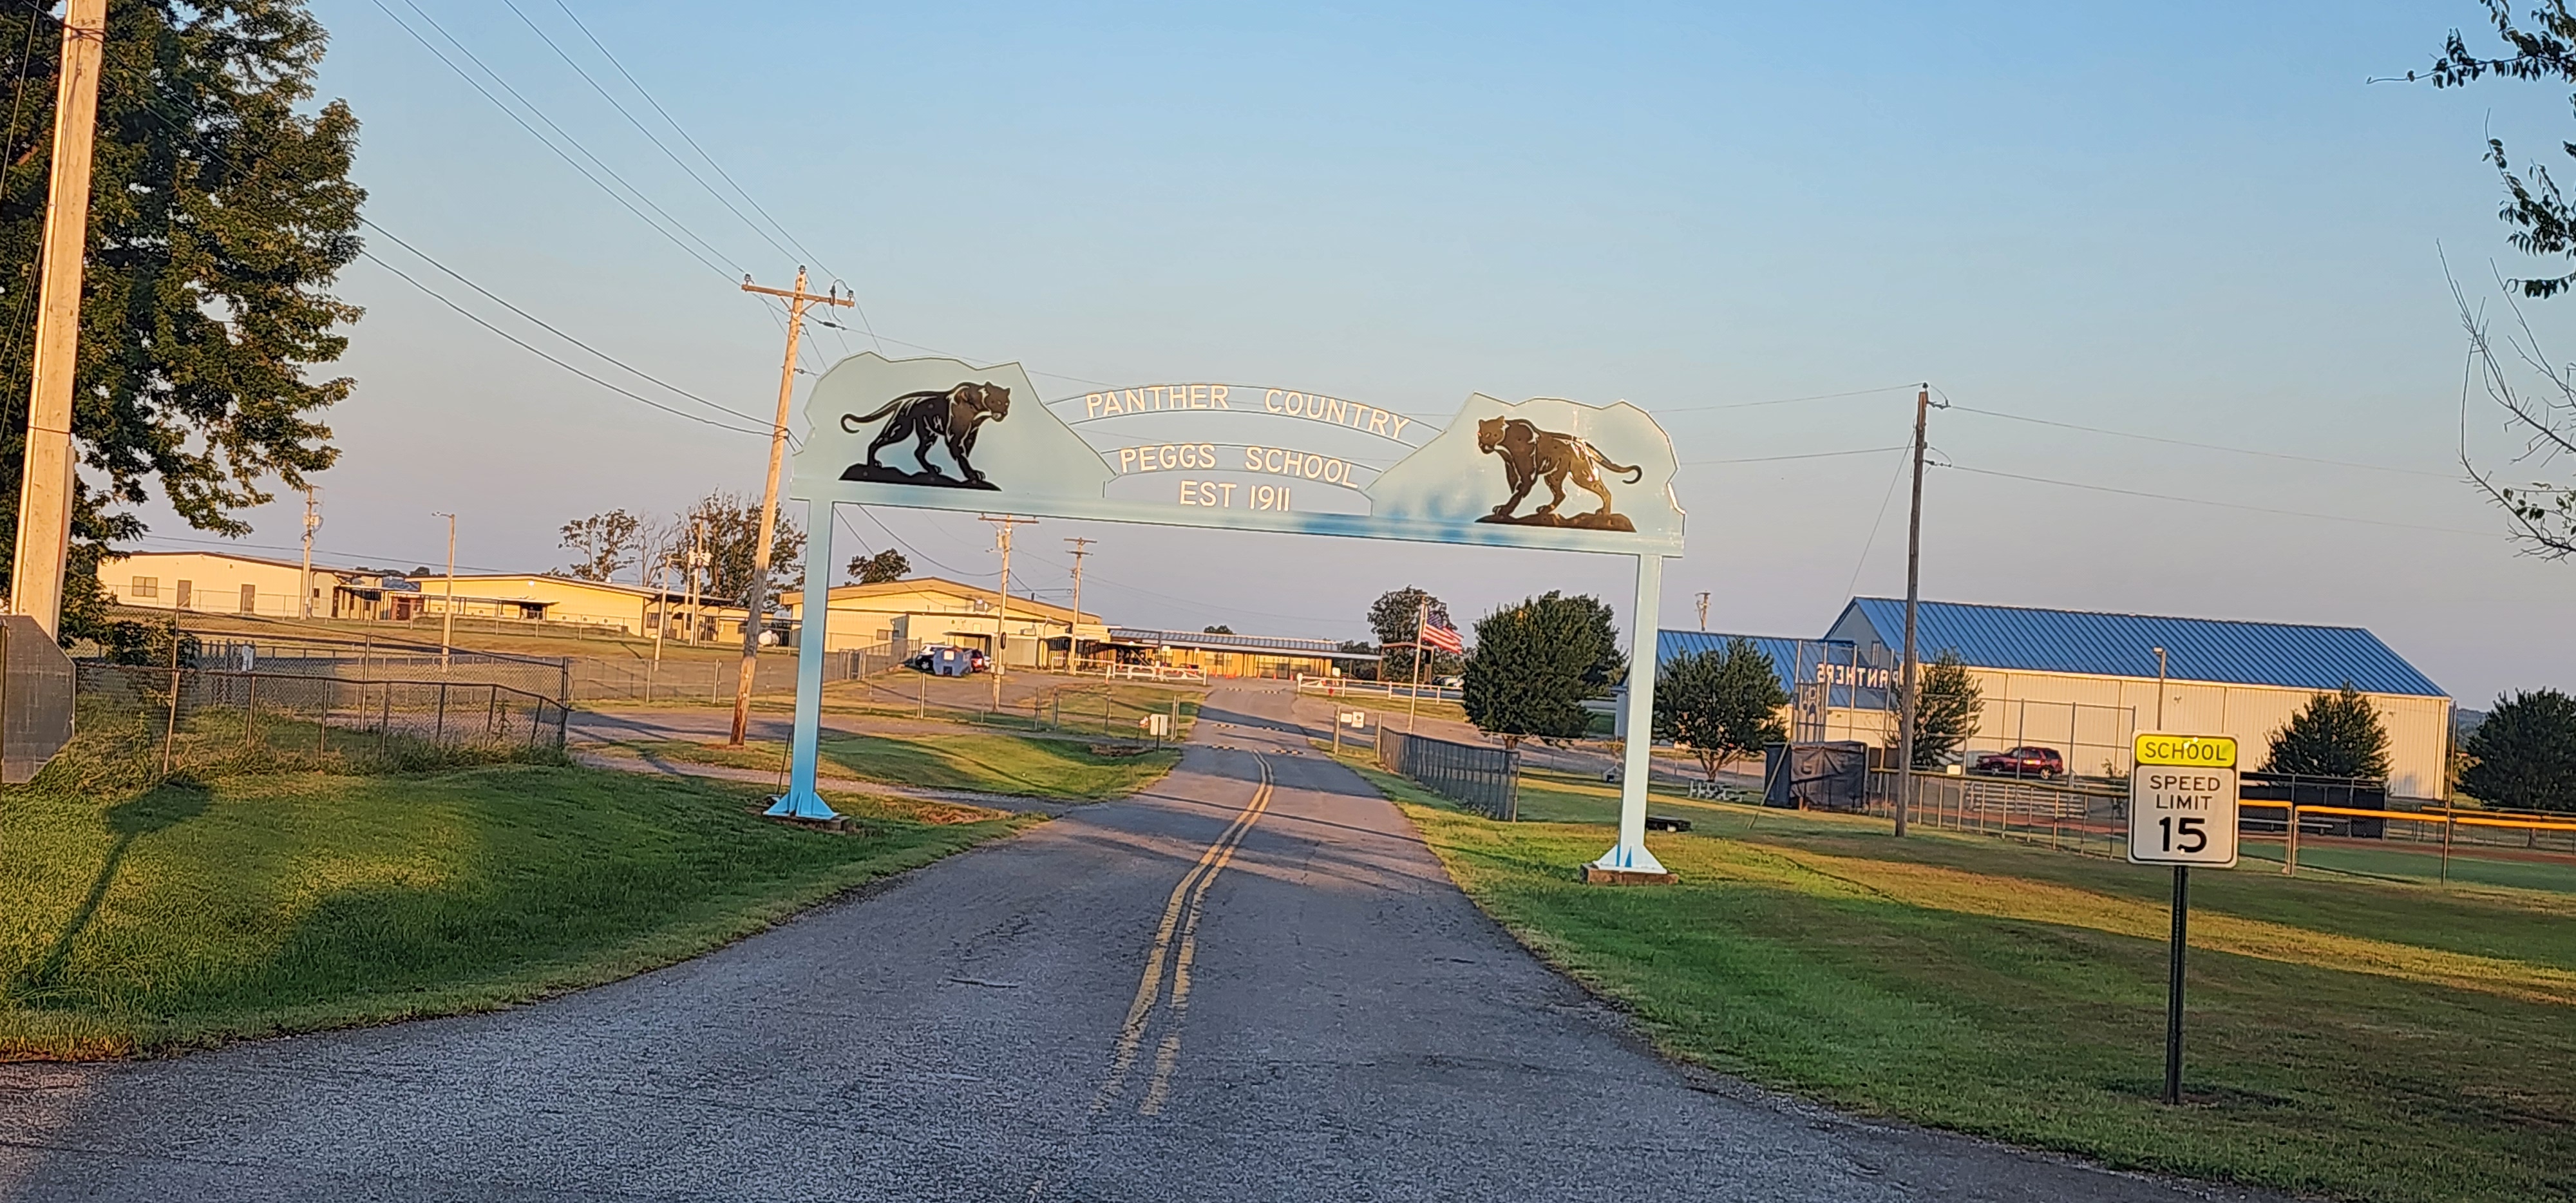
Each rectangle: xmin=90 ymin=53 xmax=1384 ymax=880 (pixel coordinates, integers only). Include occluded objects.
xmin=379 ymin=683 xmax=392 ymax=755
xmin=435 ymin=682 xmax=449 ymax=746
xmin=2284 ymin=805 xmax=2300 ymax=876
xmin=245 ymin=672 xmax=258 ymax=748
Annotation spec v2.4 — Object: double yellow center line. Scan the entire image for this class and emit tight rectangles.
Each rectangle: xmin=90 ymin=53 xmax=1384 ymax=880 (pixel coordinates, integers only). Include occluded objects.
xmin=1090 ymin=751 xmax=1273 ymax=1117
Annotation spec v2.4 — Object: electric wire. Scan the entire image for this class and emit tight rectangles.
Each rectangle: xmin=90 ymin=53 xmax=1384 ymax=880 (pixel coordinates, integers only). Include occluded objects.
xmin=1942 ymin=462 xmax=2496 ymax=536
xmin=1944 ymin=404 xmax=2456 ymax=479
xmin=359 ymin=216 xmax=766 ymax=427
xmin=1650 ymin=383 xmax=1920 ymax=416
xmin=1681 ymin=445 xmax=1909 ymax=466
xmin=391 ymin=0 xmax=744 ymax=277
xmin=365 ymin=0 xmax=739 ymax=281
xmin=541 ymin=1 xmax=890 ymax=355
xmin=546 ymin=0 xmax=834 ymax=278
xmin=500 ymin=0 xmax=803 ymax=271
xmin=358 ymin=249 xmax=771 ymax=438
xmin=1844 ymin=446 xmax=1913 ymax=598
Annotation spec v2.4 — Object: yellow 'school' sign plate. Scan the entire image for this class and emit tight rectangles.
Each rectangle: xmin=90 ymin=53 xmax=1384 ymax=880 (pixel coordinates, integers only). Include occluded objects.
xmin=2133 ymin=734 xmax=2238 ymax=769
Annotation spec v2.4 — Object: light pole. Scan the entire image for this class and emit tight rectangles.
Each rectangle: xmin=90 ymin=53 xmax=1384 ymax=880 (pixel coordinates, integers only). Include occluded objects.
xmin=434 ymin=512 xmax=456 ymax=671
xmin=2153 ymin=645 xmax=2168 ymax=730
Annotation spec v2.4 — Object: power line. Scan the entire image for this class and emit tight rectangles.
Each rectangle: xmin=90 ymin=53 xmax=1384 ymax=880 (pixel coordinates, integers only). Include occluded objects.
xmin=1649 ymin=383 xmax=1921 ymax=416
xmin=359 ymin=217 xmax=765 ymax=427
xmin=1946 ymin=404 xmax=2456 ymax=479
xmin=357 ymin=249 xmax=771 ymax=437
xmin=365 ymin=0 xmax=741 ymax=280
xmin=1846 ymin=444 xmax=1914 ymax=598
xmin=1681 ymin=444 xmax=1909 ymax=467
xmin=545 ymin=0 xmax=835 ymax=278
xmin=1943 ymin=462 xmax=2497 ymax=536
xmin=500 ymin=0 xmax=803 ymax=271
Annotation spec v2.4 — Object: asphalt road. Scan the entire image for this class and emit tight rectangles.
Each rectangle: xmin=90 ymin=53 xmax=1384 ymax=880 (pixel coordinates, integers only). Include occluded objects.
xmin=0 ymin=682 xmax=2272 ymax=1202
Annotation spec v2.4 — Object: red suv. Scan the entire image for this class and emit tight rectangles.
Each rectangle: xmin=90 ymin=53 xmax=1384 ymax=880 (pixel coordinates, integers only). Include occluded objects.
xmin=1970 ymin=746 xmax=2065 ymax=779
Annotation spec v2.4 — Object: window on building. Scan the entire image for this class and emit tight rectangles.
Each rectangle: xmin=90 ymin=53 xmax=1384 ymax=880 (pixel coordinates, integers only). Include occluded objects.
xmin=131 ymin=576 xmax=157 ymax=598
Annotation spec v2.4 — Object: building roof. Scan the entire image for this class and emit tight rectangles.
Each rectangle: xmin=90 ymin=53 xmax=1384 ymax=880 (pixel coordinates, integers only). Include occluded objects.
xmin=1106 ymin=627 xmax=1379 ymax=660
xmin=812 ymin=576 xmax=1096 ymax=625
xmin=1657 ymin=631 xmax=1858 ymax=694
xmin=1837 ymin=598 xmax=2445 ymax=697
xmin=108 ymin=547 xmax=323 ymax=574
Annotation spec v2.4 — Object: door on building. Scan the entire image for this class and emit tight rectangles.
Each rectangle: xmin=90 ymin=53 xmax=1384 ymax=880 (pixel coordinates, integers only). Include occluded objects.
xmin=175 ymin=580 xmax=192 ymax=609
xmin=239 ymin=583 xmax=258 ymax=614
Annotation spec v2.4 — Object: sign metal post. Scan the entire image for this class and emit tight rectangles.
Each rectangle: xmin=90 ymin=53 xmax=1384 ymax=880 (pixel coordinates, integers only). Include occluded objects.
xmin=2126 ymin=732 xmax=2239 ymax=1106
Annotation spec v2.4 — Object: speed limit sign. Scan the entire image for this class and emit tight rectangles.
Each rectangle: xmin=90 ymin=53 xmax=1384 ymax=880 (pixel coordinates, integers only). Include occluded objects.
xmin=2128 ymin=734 xmax=2239 ymax=867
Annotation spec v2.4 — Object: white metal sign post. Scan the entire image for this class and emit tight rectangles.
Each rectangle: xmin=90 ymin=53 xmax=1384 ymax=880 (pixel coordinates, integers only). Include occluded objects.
xmin=2126 ymin=732 xmax=2239 ymax=1105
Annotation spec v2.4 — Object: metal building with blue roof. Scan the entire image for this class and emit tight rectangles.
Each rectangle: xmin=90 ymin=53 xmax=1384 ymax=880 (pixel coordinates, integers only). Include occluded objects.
xmin=1815 ymin=598 xmax=2452 ymax=799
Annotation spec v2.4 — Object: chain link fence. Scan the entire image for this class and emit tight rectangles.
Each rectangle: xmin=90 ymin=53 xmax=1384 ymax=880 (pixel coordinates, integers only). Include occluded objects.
xmin=180 ymin=634 xmax=904 ymax=706
xmin=65 ymin=661 xmax=568 ymax=788
xmin=1378 ymin=728 xmax=1518 ymax=820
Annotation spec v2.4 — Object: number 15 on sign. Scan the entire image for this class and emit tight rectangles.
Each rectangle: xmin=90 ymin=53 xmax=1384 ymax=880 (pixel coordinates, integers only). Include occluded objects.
xmin=2128 ymin=734 xmax=2239 ymax=867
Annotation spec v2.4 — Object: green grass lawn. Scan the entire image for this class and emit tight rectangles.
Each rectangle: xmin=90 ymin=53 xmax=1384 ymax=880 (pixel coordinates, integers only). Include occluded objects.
xmin=1365 ymin=767 xmax=2576 ymax=1203
xmin=0 ymin=763 xmax=1030 ymax=1060
xmin=620 ymin=730 xmax=1180 ymax=800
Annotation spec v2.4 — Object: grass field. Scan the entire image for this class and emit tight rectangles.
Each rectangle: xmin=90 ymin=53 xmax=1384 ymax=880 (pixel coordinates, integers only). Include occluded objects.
xmin=0 ymin=760 xmax=1028 ymax=1060
xmin=1338 ymin=755 xmax=2576 ymax=1202
xmin=616 ymin=730 xmax=1180 ymax=800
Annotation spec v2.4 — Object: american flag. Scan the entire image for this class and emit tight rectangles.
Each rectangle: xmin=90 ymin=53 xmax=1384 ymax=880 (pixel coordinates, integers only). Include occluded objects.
xmin=1419 ymin=605 xmax=1464 ymax=654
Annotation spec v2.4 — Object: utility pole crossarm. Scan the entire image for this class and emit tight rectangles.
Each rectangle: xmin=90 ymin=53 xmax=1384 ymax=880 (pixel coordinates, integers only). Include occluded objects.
xmin=740 ymin=279 xmax=856 ymax=306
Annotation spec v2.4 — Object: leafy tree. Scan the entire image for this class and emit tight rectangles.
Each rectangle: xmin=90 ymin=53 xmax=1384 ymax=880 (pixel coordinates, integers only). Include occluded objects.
xmin=680 ymin=491 xmax=802 ymax=611
xmin=1896 ymin=649 xmax=1982 ymax=769
xmin=2460 ymin=688 xmax=2576 ymax=812
xmin=0 ymin=0 xmax=365 ymax=643
xmin=2261 ymin=684 xmax=2392 ymax=781
xmin=1367 ymin=585 xmax=1439 ymax=683
xmin=848 ymin=547 xmax=909 ymax=584
xmin=1653 ymin=638 xmax=1788 ymax=780
xmin=1336 ymin=639 xmax=1379 ymax=679
xmin=2408 ymin=8 xmax=2576 ymax=556
xmin=1202 ymin=624 xmax=1233 ymax=634
xmin=1461 ymin=591 xmax=1619 ymax=750
xmin=558 ymin=510 xmax=640 ymax=582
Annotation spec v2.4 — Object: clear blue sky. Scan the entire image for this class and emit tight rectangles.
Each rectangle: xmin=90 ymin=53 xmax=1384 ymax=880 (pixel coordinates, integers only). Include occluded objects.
xmin=131 ymin=0 xmax=2575 ymax=704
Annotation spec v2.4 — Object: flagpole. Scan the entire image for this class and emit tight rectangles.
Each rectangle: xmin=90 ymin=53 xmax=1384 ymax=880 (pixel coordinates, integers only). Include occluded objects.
xmin=1408 ymin=597 xmax=1427 ymax=733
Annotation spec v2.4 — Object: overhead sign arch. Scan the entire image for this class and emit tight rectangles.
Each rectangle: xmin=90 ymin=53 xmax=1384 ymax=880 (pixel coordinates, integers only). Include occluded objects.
xmin=774 ymin=352 xmax=1687 ymax=878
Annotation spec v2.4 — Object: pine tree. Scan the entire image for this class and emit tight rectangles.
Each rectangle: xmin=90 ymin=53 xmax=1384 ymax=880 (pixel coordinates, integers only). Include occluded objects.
xmin=2261 ymin=683 xmax=2391 ymax=780
xmin=1896 ymin=650 xmax=1982 ymax=769
xmin=1653 ymin=638 xmax=1789 ymax=780
xmin=0 ymin=1 xmax=365 ymax=642
xmin=2459 ymin=688 xmax=2576 ymax=813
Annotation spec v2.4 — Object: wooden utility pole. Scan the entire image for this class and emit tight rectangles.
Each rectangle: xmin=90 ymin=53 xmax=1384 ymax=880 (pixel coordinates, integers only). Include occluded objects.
xmin=435 ymin=512 xmax=456 ymax=671
xmin=1064 ymin=536 xmax=1094 ymax=668
xmin=979 ymin=513 xmax=1036 ymax=710
xmin=8 ymin=0 xmax=109 ymax=636
xmin=729 ymin=268 xmax=852 ymax=746
xmin=1895 ymin=384 xmax=1930 ymax=838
